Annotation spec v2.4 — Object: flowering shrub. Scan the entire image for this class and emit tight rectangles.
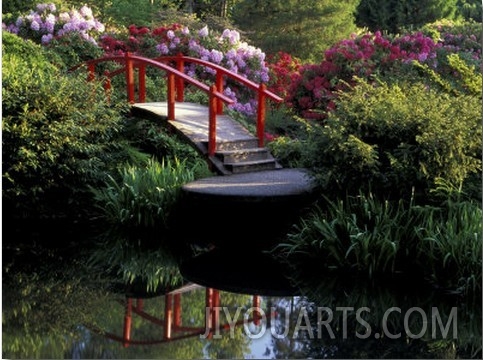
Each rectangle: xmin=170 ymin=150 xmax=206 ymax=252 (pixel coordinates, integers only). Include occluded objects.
xmin=3 ymin=3 xmax=105 ymax=45
xmin=266 ymin=52 xmax=302 ymax=100
xmin=287 ymin=25 xmax=482 ymax=120
xmin=4 ymin=3 xmax=272 ymax=117
xmin=100 ymin=24 xmax=270 ymax=116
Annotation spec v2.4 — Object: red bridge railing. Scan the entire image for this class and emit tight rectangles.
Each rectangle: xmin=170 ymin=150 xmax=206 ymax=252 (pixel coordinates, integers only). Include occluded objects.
xmin=74 ymin=53 xmax=283 ymax=155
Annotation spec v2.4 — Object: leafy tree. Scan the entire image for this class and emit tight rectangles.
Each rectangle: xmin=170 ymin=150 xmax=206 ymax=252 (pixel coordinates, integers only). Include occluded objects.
xmin=456 ymin=0 xmax=483 ymax=22
xmin=232 ymin=0 xmax=359 ymax=62
xmin=184 ymin=0 xmax=241 ymax=18
xmin=355 ymin=0 xmax=459 ymax=33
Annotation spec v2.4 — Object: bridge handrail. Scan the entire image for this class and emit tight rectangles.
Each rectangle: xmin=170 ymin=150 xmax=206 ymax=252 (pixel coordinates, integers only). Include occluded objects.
xmin=72 ymin=53 xmax=234 ymax=105
xmin=155 ymin=54 xmax=283 ymax=150
xmin=155 ymin=55 xmax=283 ymax=103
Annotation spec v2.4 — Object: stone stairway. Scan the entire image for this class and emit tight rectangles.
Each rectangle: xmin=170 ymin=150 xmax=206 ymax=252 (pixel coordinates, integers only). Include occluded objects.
xmin=207 ymin=139 xmax=282 ymax=175
xmin=131 ymin=102 xmax=282 ymax=175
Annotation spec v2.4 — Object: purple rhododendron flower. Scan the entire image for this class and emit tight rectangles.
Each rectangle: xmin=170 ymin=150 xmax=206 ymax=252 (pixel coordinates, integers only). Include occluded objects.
xmin=198 ymin=26 xmax=209 ymax=37
xmin=41 ymin=33 xmax=53 ymax=44
xmin=30 ymin=20 xmax=40 ymax=31
xmin=156 ymin=43 xmax=169 ymax=55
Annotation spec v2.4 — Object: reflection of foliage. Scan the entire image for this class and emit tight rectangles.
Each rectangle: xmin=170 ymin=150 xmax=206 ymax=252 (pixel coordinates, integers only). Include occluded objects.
xmin=2 ymin=264 xmax=115 ymax=358
xmin=90 ymin=241 xmax=183 ymax=292
xmin=269 ymin=279 xmax=482 ymax=359
xmin=201 ymin=291 xmax=252 ymax=359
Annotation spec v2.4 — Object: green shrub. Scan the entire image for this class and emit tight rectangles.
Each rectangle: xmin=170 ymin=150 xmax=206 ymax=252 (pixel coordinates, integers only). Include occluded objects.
xmin=266 ymin=136 xmax=307 ymax=168
xmin=2 ymin=32 xmax=136 ymax=220
xmin=274 ymin=193 xmax=421 ymax=279
xmin=303 ymin=78 xmax=482 ymax=202
xmin=45 ymin=32 xmax=104 ymax=70
xmin=416 ymin=198 xmax=482 ymax=295
xmin=91 ymin=157 xmax=196 ymax=233
xmin=125 ymin=118 xmax=213 ymax=178
xmin=274 ymin=192 xmax=482 ymax=295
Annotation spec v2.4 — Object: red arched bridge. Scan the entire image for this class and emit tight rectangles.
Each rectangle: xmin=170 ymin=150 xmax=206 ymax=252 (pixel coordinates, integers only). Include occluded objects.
xmin=74 ymin=53 xmax=284 ymax=175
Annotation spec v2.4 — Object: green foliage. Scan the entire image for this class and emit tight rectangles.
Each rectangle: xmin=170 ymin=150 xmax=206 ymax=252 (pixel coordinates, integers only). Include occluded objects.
xmin=355 ymin=0 xmax=459 ymax=33
xmin=101 ymin=0 xmax=181 ymax=28
xmin=2 ymin=0 xmax=46 ymax=16
xmin=302 ymin=78 xmax=482 ymax=202
xmin=455 ymin=0 xmax=483 ymax=22
xmin=275 ymin=194 xmax=419 ymax=279
xmin=45 ymin=32 xmax=104 ymax=70
xmin=265 ymin=105 xmax=309 ymax=139
xmin=264 ymin=105 xmax=313 ymax=168
xmin=1 ymin=30 xmax=54 ymax=70
xmin=91 ymin=157 xmax=196 ymax=231
xmin=274 ymin=192 xmax=482 ymax=295
xmin=267 ymin=136 xmax=306 ymax=168
xmin=88 ymin=157 xmax=201 ymax=291
xmin=421 ymin=18 xmax=482 ymax=47
xmin=416 ymin=198 xmax=482 ymax=294
xmin=126 ymin=118 xmax=213 ymax=178
xmin=2 ymin=32 xmax=136 ymax=220
xmin=232 ymin=0 xmax=359 ymax=62
xmin=410 ymin=53 xmax=483 ymax=96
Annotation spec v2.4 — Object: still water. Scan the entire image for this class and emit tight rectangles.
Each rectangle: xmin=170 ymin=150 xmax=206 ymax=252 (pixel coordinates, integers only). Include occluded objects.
xmin=3 ymin=266 xmax=481 ymax=359
xmin=2 ymin=226 xmax=482 ymax=359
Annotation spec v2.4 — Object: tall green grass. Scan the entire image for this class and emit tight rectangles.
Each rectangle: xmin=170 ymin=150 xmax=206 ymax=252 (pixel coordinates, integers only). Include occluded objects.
xmin=416 ymin=198 xmax=482 ymax=294
xmin=273 ymin=192 xmax=482 ymax=295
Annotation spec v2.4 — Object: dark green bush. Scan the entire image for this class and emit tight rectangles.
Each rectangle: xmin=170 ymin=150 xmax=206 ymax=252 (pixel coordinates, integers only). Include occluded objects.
xmin=45 ymin=32 xmax=104 ymax=70
xmin=302 ymin=78 xmax=482 ymax=202
xmin=2 ymin=32 xmax=138 ymax=221
xmin=274 ymin=192 xmax=482 ymax=295
xmin=125 ymin=117 xmax=213 ymax=177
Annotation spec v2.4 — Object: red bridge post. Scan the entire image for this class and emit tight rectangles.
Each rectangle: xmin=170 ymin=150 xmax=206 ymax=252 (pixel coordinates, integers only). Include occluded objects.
xmin=123 ymin=298 xmax=133 ymax=348
xmin=208 ymin=85 xmax=218 ymax=156
xmin=215 ymin=72 xmax=224 ymax=115
xmin=164 ymin=293 xmax=173 ymax=340
xmin=125 ymin=52 xmax=135 ymax=104
xmin=257 ymin=83 xmax=267 ymax=147
xmin=167 ymin=72 xmax=176 ymax=121
xmin=138 ymin=64 xmax=146 ymax=103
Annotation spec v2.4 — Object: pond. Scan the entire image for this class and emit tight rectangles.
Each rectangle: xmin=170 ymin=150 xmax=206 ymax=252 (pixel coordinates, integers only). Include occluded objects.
xmin=2 ymin=222 xmax=482 ymax=359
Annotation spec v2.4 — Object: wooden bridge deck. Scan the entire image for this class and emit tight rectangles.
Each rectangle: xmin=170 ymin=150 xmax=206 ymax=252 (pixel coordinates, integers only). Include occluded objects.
xmin=131 ymin=102 xmax=256 ymax=154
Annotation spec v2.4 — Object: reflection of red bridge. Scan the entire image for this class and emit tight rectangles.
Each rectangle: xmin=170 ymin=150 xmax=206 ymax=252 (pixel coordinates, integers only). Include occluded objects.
xmin=97 ymin=283 xmax=262 ymax=347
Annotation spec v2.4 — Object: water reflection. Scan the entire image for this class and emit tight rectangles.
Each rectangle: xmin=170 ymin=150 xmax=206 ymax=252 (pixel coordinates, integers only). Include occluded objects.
xmin=70 ymin=284 xmax=273 ymax=359
xmin=74 ymin=280 xmax=481 ymax=359
xmin=3 ymin=275 xmax=481 ymax=359
xmin=287 ymin=276 xmax=482 ymax=359
xmin=3 ymin=258 xmax=481 ymax=359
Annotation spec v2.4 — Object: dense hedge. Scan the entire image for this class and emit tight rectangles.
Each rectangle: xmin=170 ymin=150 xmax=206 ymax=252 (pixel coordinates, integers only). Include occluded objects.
xmin=2 ymin=32 xmax=135 ymax=220
xmin=302 ymin=78 xmax=482 ymax=202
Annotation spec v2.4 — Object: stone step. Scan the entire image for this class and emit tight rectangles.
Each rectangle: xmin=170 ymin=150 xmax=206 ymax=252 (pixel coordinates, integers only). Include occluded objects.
xmin=208 ymin=139 xmax=260 ymax=151
xmin=215 ymin=147 xmax=271 ymax=163
xmin=224 ymin=158 xmax=279 ymax=174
